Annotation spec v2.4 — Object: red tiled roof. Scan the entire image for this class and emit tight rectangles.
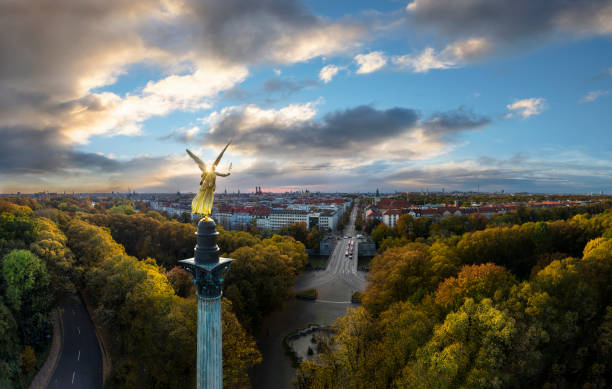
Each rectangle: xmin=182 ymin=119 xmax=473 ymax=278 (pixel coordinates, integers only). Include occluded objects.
xmin=383 ymin=209 xmax=403 ymax=216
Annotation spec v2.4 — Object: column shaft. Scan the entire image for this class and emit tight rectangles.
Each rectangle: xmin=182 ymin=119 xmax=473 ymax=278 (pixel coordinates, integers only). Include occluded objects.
xmin=197 ymin=295 xmax=222 ymax=389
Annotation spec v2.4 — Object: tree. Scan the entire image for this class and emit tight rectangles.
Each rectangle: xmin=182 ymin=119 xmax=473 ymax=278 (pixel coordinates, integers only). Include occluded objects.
xmin=20 ymin=345 xmax=36 ymax=374
xmin=434 ymin=263 xmax=516 ymax=313
xmin=370 ymin=223 xmax=392 ymax=246
xmin=30 ymin=217 xmax=75 ymax=303
xmin=166 ymin=266 xmax=194 ymax=298
xmin=1 ymin=250 xmax=52 ymax=347
xmin=108 ymin=204 xmax=136 ymax=215
xmin=178 ymin=212 xmax=192 ymax=224
xmin=0 ymin=210 xmax=38 ymax=257
xmin=0 ymin=300 xmax=20 ymax=386
xmin=65 ymin=219 xmax=125 ymax=267
xmin=278 ymin=222 xmax=308 ymax=244
xmin=398 ymin=298 xmax=516 ymax=388
xmin=363 ymin=243 xmax=433 ymax=315
xmin=305 ymin=226 xmax=323 ymax=251
xmin=222 ymin=299 xmax=262 ymax=388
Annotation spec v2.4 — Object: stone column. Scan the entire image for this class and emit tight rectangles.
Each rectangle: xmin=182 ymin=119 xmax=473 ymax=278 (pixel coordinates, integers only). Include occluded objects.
xmin=180 ymin=218 xmax=234 ymax=389
xmin=197 ymin=295 xmax=222 ymax=389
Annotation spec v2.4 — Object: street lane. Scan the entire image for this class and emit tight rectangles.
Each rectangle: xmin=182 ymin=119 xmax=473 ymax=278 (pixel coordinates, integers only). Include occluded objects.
xmin=295 ymin=199 xmax=367 ymax=301
xmin=48 ymin=294 xmax=102 ymax=389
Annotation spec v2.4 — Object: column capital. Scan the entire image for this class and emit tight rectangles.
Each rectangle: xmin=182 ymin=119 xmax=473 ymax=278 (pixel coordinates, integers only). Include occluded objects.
xmin=179 ymin=257 xmax=234 ymax=298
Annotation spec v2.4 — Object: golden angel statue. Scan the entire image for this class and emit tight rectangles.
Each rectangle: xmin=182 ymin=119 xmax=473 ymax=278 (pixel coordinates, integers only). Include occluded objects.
xmin=186 ymin=141 xmax=232 ymax=220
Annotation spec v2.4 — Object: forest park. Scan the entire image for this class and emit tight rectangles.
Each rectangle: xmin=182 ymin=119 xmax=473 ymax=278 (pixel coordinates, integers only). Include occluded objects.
xmin=297 ymin=208 xmax=612 ymax=388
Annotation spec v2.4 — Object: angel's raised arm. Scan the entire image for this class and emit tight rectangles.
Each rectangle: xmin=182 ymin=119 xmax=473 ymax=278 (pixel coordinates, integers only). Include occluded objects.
xmin=215 ymin=162 xmax=232 ymax=177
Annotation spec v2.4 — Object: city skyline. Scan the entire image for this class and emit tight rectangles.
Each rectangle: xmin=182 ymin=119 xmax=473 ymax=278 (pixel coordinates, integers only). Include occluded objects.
xmin=1 ymin=0 xmax=612 ymax=194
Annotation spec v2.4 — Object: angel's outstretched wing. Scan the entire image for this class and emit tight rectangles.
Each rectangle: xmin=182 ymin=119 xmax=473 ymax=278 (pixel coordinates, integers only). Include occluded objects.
xmin=213 ymin=140 xmax=232 ymax=168
xmin=186 ymin=149 xmax=206 ymax=172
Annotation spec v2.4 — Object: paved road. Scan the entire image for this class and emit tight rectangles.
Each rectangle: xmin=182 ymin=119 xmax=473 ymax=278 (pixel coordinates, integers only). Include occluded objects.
xmin=48 ymin=294 xmax=102 ymax=389
xmin=295 ymin=200 xmax=367 ymax=301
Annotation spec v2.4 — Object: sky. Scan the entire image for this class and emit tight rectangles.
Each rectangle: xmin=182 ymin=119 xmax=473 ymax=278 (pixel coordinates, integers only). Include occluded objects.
xmin=1 ymin=0 xmax=612 ymax=194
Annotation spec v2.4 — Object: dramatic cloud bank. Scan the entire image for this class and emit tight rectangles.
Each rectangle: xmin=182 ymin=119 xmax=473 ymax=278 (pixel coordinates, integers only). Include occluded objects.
xmin=0 ymin=0 xmax=367 ymax=192
xmin=1 ymin=0 xmax=611 ymax=193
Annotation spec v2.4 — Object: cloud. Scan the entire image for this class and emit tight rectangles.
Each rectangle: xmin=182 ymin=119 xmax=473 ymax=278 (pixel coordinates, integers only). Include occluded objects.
xmin=319 ymin=65 xmax=341 ymax=83
xmin=140 ymin=147 xmax=612 ymax=194
xmin=0 ymin=124 xmax=186 ymax=193
xmin=440 ymin=37 xmax=491 ymax=62
xmin=392 ymin=37 xmax=491 ymax=73
xmin=423 ymin=107 xmax=491 ymax=137
xmin=354 ymin=51 xmax=387 ymax=74
xmin=393 ymin=48 xmax=452 ymax=73
xmin=0 ymin=0 xmax=373 ymax=190
xmin=0 ymin=0 xmax=255 ymax=146
xmin=385 ymin=150 xmax=612 ymax=193
xmin=263 ymin=77 xmax=318 ymax=95
xmin=404 ymin=0 xmax=612 ymax=72
xmin=406 ymin=0 xmax=612 ymax=41
xmin=580 ymin=90 xmax=609 ymax=103
xmin=505 ymin=98 xmax=546 ymax=119
xmin=186 ymin=102 xmax=489 ymax=168
xmin=154 ymin=0 xmax=366 ymax=65
xmin=159 ymin=126 xmax=201 ymax=143
xmin=0 ymin=126 xmax=119 ymax=175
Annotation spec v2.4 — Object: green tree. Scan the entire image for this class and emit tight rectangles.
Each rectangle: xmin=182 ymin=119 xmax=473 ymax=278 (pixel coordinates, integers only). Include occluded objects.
xmin=1 ymin=249 xmax=52 ymax=347
xmin=371 ymin=222 xmax=392 ymax=246
xmin=399 ymin=298 xmax=516 ymax=389
xmin=0 ymin=300 xmax=20 ymax=386
xmin=30 ymin=217 xmax=75 ymax=303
